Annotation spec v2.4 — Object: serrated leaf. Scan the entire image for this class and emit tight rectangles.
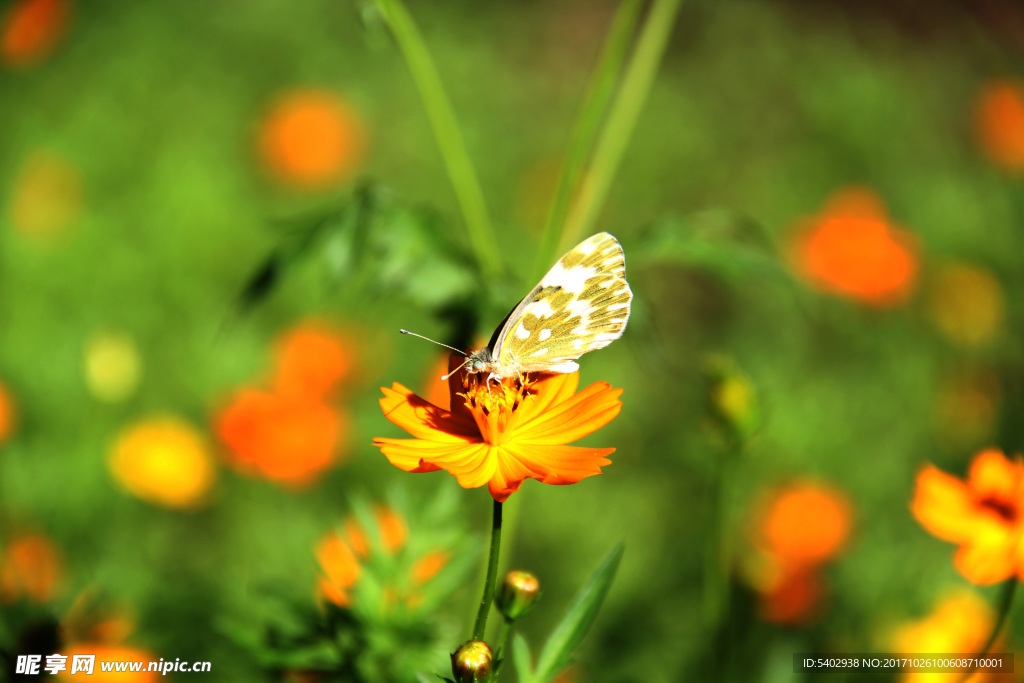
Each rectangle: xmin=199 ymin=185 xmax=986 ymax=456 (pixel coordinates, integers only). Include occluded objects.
xmin=532 ymin=543 xmax=624 ymax=683
xmin=512 ymin=633 xmax=534 ymax=683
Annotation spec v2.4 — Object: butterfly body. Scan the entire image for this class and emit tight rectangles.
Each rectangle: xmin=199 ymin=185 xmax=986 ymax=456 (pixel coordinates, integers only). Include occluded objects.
xmin=467 ymin=232 xmax=632 ymax=380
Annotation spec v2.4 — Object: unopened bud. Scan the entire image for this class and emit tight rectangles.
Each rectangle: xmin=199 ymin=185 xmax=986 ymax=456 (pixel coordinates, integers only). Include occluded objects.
xmin=495 ymin=570 xmax=541 ymax=621
xmin=451 ymin=640 xmax=492 ymax=682
xmin=704 ymin=355 xmax=760 ymax=444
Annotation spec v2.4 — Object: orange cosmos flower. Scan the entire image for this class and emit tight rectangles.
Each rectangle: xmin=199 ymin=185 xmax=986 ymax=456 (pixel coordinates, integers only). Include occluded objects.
xmin=912 ymin=448 xmax=1024 ymax=585
xmin=975 ymin=80 xmax=1024 ymax=173
xmin=273 ymin=322 xmax=354 ymax=400
xmin=792 ymin=187 xmax=918 ymax=307
xmin=373 ymin=359 xmax=623 ymax=502
xmin=315 ymin=507 xmax=448 ymax=609
xmin=893 ymin=590 xmax=1015 ymax=683
xmin=215 ymin=388 xmax=345 ymax=487
xmin=259 ymin=90 xmax=367 ymax=188
xmin=1 ymin=0 xmax=69 ymax=68
xmin=0 ymin=532 xmax=62 ymax=603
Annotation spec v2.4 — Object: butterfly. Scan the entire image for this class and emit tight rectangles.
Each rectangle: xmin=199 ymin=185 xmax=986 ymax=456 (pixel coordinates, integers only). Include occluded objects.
xmin=465 ymin=232 xmax=632 ymax=381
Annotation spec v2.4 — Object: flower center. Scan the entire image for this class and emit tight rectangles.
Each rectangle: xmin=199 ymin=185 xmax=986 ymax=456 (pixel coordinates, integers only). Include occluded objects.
xmin=459 ymin=374 xmax=532 ymax=446
xmin=978 ymin=496 xmax=1018 ymax=524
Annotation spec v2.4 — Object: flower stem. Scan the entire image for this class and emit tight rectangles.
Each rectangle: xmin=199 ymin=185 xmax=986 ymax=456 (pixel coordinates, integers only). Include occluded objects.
xmin=372 ymin=0 xmax=501 ymax=280
xmin=960 ymin=578 xmax=1017 ymax=683
xmin=492 ymin=618 xmax=512 ymax=680
xmin=473 ymin=498 xmax=503 ymax=640
xmin=561 ymin=0 xmax=682 ymax=246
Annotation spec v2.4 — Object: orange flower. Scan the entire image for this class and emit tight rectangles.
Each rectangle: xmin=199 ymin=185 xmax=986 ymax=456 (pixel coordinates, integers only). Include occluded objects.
xmin=315 ymin=507 xmax=447 ymax=609
xmin=108 ymin=416 xmax=217 ymax=509
xmin=373 ymin=359 xmax=623 ymax=502
xmin=215 ymin=388 xmax=345 ymax=487
xmin=0 ymin=379 xmax=15 ymax=444
xmin=792 ymin=187 xmax=918 ymax=307
xmin=975 ymin=80 xmax=1024 ymax=173
xmin=757 ymin=564 xmax=825 ymax=626
xmin=259 ymin=90 xmax=367 ymax=188
xmin=758 ymin=482 xmax=853 ymax=565
xmin=912 ymin=449 xmax=1024 ymax=585
xmin=893 ymin=590 xmax=1015 ymax=683
xmin=1 ymin=0 xmax=69 ymax=68
xmin=273 ymin=323 xmax=353 ymax=400
xmin=0 ymin=533 xmax=62 ymax=603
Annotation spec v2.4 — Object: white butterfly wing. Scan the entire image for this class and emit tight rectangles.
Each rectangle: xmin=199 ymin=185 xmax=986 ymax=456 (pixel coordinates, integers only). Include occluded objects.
xmin=490 ymin=232 xmax=632 ymax=375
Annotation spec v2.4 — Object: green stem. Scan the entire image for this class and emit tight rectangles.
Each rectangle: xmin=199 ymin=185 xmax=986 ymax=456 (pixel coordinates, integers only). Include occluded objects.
xmin=493 ymin=618 xmax=513 ymax=680
xmin=530 ymin=0 xmax=645 ymax=282
xmin=960 ymin=578 xmax=1017 ymax=683
xmin=473 ymin=498 xmax=503 ymax=640
xmin=373 ymin=0 xmax=501 ymax=279
xmin=561 ymin=0 xmax=682 ymax=246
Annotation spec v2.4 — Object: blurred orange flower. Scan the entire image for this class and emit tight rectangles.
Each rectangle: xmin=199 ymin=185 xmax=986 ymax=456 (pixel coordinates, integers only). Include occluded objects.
xmin=8 ymin=151 xmax=82 ymax=240
xmin=315 ymin=507 xmax=447 ymax=609
xmin=746 ymin=481 xmax=853 ymax=625
xmin=0 ymin=532 xmax=62 ymax=603
xmin=259 ymin=90 xmax=367 ymax=188
xmin=792 ymin=187 xmax=918 ymax=307
xmin=927 ymin=262 xmax=1005 ymax=348
xmin=108 ymin=416 xmax=217 ymax=509
xmin=975 ymin=80 xmax=1024 ymax=173
xmin=912 ymin=449 xmax=1024 ymax=585
xmin=215 ymin=389 xmax=345 ymax=487
xmin=1 ymin=0 xmax=68 ymax=67
xmin=273 ymin=323 xmax=354 ymax=400
xmin=0 ymin=379 xmax=15 ymax=444
xmin=57 ymin=644 xmax=159 ymax=682
xmin=893 ymin=590 xmax=1015 ymax=683
xmin=758 ymin=482 xmax=853 ymax=565
xmin=374 ymin=359 xmax=623 ymax=502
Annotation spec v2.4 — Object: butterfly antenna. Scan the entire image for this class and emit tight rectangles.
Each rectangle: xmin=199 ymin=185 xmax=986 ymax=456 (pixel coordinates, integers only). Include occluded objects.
xmin=399 ymin=329 xmax=469 ymax=357
xmin=441 ymin=357 xmax=472 ymax=381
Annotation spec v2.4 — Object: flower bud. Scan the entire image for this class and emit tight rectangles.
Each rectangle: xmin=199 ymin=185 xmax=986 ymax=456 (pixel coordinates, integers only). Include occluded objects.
xmin=704 ymin=355 xmax=760 ymax=444
xmin=451 ymin=640 xmax=492 ymax=682
xmin=495 ymin=570 xmax=541 ymax=621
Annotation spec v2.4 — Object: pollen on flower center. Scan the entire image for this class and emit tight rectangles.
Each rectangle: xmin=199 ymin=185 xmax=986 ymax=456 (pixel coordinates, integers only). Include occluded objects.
xmin=459 ymin=374 xmax=533 ymax=446
xmin=978 ymin=496 xmax=1018 ymax=524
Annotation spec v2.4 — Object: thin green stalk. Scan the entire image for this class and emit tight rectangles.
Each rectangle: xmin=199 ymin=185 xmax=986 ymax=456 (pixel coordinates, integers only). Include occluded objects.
xmin=473 ymin=499 xmax=503 ymax=640
xmin=960 ymin=578 xmax=1017 ymax=683
xmin=561 ymin=0 xmax=682 ymax=246
xmin=530 ymin=0 xmax=645 ymax=282
xmin=373 ymin=0 xmax=501 ymax=279
xmin=492 ymin=618 xmax=512 ymax=680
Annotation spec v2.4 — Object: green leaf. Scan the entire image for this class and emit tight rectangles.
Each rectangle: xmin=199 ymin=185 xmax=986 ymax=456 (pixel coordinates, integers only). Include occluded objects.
xmin=532 ymin=543 xmax=624 ymax=683
xmin=511 ymin=633 xmax=534 ymax=683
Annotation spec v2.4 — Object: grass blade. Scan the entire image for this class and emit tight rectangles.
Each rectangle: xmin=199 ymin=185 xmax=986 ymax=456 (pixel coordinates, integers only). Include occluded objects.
xmin=533 ymin=543 xmax=625 ymax=682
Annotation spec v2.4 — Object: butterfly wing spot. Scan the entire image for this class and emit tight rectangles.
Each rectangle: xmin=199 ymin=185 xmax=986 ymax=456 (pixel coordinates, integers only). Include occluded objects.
xmin=538 ymin=328 xmax=552 ymax=341
xmin=515 ymin=325 xmax=531 ymax=340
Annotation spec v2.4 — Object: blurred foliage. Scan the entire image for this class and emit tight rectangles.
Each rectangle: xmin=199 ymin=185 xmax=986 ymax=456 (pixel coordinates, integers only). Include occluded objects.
xmin=2 ymin=0 xmax=1024 ymax=681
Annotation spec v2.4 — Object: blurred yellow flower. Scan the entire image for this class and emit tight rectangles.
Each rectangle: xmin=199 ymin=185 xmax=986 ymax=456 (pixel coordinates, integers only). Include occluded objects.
xmin=1 ymin=0 xmax=69 ymax=68
xmin=0 ymin=379 xmax=15 ymax=444
xmin=0 ymin=532 xmax=62 ymax=603
xmin=8 ymin=151 xmax=82 ymax=240
xmin=893 ymin=590 xmax=1013 ymax=683
xmin=975 ymin=79 xmax=1024 ymax=174
xmin=84 ymin=332 xmax=142 ymax=403
xmin=109 ymin=417 xmax=217 ymax=508
xmin=259 ymin=90 xmax=368 ymax=188
xmin=927 ymin=262 xmax=1005 ymax=348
